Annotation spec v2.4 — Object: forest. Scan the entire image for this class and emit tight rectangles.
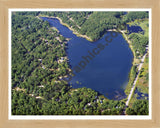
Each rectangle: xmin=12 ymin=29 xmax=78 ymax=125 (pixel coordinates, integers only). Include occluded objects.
xmin=12 ymin=12 xmax=126 ymax=115
xmin=12 ymin=87 xmax=125 ymax=115
xmin=128 ymin=33 xmax=148 ymax=57
xmin=124 ymin=12 xmax=149 ymax=115
xmin=39 ymin=11 xmax=148 ymax=41
xmin=123 ymin=11 xmax=149 ymax=23
xmin=126 ymin=99 xmax=148 ymax=115
xmin=12 ymin=11 xmax=149 ymax=115
xmin=16 ymin=11 xmax=148 ymax=42
xmin=127 ymin=54 xmax=149 ymax=115
xmin=39 ymin=11 xmax=124 ymax=41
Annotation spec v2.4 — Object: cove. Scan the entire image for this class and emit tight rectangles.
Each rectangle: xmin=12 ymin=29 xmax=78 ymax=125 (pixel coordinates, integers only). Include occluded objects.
xmin=41 ymin=17 xmax=133 ymax=100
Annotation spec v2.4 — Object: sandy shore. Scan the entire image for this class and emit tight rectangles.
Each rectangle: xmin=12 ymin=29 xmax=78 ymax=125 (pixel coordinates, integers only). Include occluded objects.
xmin=107 ymin=29 xmax=137 ymax=65
xmin=38 ymin=15 xmax=93 ymax=42
xmin=38 ymin=15 xmax=141 ymax=104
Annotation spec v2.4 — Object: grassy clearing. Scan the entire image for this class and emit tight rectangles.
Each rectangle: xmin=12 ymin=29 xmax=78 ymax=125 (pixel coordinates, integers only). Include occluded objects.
xmin=128 ymin=54 xmax=149 ymax=107
xmin=136 ymin=54 xmax=149 ymax=94
xmin=124 ymin=19 xmax=149 ymax=101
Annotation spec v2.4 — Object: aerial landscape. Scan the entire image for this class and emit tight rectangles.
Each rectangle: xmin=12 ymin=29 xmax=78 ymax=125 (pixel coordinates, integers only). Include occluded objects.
xmin=11 ymin=11 xmax=149 ymax=115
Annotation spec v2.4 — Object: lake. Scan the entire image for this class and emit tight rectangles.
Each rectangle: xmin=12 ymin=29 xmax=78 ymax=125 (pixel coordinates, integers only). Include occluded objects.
xmin=41 ymin=17 xmax=133 ymax=100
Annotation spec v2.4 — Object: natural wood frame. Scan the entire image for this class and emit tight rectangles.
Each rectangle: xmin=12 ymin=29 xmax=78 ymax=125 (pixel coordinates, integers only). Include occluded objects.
xmin=0 ymin=0 xmax=160 ymax=127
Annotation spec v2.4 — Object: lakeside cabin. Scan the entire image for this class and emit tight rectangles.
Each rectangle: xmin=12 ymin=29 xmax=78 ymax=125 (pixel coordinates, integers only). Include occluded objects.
xmin=58 ymin=57 xmax=68 ymax=63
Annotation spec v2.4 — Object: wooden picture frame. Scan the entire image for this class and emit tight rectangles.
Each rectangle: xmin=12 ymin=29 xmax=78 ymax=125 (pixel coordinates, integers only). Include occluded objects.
xmin=0 ymin=0 xmax=160 ymax=127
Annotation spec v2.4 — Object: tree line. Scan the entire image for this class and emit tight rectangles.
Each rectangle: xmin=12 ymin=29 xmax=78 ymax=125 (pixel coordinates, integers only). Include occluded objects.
xmin=12 ymin=12 xmax=126 ymax=115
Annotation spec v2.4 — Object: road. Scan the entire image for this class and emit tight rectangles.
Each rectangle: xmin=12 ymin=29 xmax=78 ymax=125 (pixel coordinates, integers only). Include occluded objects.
xmin=125 ymin=53 xmax=147 ymax=106
xmin=120 ymin=31 xmax=148 ymax=114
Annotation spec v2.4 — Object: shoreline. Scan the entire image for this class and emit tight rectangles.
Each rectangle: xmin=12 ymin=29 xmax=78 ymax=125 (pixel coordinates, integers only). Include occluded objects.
xmin=119 ymin=31 xmax=137 ymax=97
xmin=38 ymin=15 xmax=93 ymax=42
xmin=107 ymin=29 xmax=138 ymax=99
xmin=107 ymin=29 xmax=136 ymax=65
xmin=38 ymin=15 xmax=138 ymax=101
xmin=117 ymin=30 xmax=148 ymax=106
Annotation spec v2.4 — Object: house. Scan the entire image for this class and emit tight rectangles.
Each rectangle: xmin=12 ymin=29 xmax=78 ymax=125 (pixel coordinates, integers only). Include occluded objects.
xmin=42 ymin=65 xmax=45 ymax=69
xmin=38 ymin=59 xmax=42 ymax=63
xmin=58 ymin=57 xmax=65 ymax=63
xmin=39 ymin=85 xmax=44 ymax=88
xmin=36 ymin=96 xmax=43 ymax=99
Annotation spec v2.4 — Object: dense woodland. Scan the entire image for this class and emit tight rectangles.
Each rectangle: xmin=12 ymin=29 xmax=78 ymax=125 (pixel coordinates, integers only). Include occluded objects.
xmin=123 ymin=12 xmax=149 ymax=23
xmin=39 ymin=11 xmax=148 ymax=41
xmin=12 ymin=11 xmax=149 ymax=115
xmin=12 ymin=12 xmax=126 ymax=115
xmin=12 ymin=88 xmax=125 ymax=115
xmin=39 ymin=11 xmax=124 ymax=41
xmin=126 ymin=99 xmax=148 ymax=115
xmin=127 ymin=54 xmax=149 ymax=115
xmin=16 ymin=11 xmax=148 ymax=41
xmin=124 ymin=12 xmax=149 ymax=115
xmin=128 ymin=33 xmax=148 ymax=57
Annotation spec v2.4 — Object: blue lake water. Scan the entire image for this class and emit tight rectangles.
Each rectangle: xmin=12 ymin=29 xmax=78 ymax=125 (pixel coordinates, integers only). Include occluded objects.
xmin=41 ymin=17 xmax=134 ymax=100
xmin=127 ymin=25 xmax=144 ymax=34
xmin=134 ymin=88 xmax=149 ymax=100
